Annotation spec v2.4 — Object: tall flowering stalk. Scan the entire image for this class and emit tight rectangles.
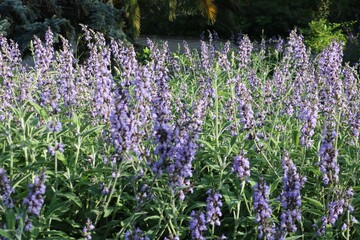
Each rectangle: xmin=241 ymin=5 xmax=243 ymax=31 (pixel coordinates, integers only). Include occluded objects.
xmin=217 ymin=41 xmax=231 ymax=72
xmin=82 ymin=218 xmax=95 ymax=240
xmin=317 ymin=41 xmax=345 ymax=117
xmin=189 ymin=210 xmax=207 ymax=240
xmin=253 ymin=178 xmax=275 ymax=240
xmin=298 ymin=76 xmax=319 ymax=149
xmin=33 ymin=28 xmax=59 ymax=112
xmin=22 ymin=171 xmax=46 ymax=231
xmin=0 ymin=168 xmax=13 ymax=209
xmin=317 ymin=188 xmax=355 ymax=235
xmin=279 ymin=152 xmax=306 ymax=235
xmin=166 ymin=96 xmax=207 ymax=200
xmin=283 ymin=30 xmax=310 ymax=115
xmin=56 ymin=36 xmax=77 ymax=111
xmin=82 ymin=25 xmax=114 ymax=123
xmin=343 ymin=65 xmax=360 ymax=143
xmin=206 ymin=189 xmax=223 ymax=226
xmin=110 ymin=38 xmax=138 ymax=84
xmin=124 ymin=227 xmax=150 ymax=240
xmin=110 ymin=85 xmax=138 ymax=158
xmin=0 ymin=35 xmax=23 ymax=118
xmin=318 ymin=123 xmax=339 ymax=185
xmin=237 ymin=34 xmax=253 ymax=69
xmin=237 ymin=82 xmax=254 ymax=131
xmin=151 ymin=42 xmax=174 ymax=175
xmin=232 ymin=150 xmax=250 ymax=180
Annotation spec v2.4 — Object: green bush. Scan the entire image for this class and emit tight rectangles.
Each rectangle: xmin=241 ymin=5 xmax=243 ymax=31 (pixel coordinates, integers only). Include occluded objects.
xmin=305 ymin=18 xmax=347 ymax=53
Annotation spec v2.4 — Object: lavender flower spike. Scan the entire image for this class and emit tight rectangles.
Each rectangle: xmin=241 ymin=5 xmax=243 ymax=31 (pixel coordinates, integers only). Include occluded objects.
xmin=318 ymin=124 xmax=339 ymax=185
xmin=253 ymin=178 xmax=275 ymax=240
xmin=189 ymin=210 xmax=207 ymax=240
xmin=83 ymin=218 xmax=95 ymax=240
xmin=0 ymin=168 xmax=14 ymax=209
xmin=232 ymin=150 xmax=250 ymax=180
xmin=206 ymin=189 xmax=223 ymax=226
xmin=279 ymin=152 xmax=306 ymax=234
xmin=22 ymin=171 xmax=46 ymax=231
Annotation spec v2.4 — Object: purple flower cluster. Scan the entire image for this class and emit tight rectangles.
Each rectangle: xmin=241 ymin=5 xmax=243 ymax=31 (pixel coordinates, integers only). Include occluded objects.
xmin=110 ymin=86 xmax=139 ymax=158
xmin=206 ymin=189 xmax=223 ymax=226
xmin=23 ymin=171 xmax=46 ymax=231
xmin=0 ymin=168 xmax=14 ymax=208
xmin=217 ymin=41 xmax=231 ymax=71
xmin=166 ymin=96 xmax=207 ymax=200
xmin=298 ymin=86 xmax=319 ymax=148
xmin=343 ymin=65 xmax=360 ymax=143
xmin=317 ymin=41 xmax=345 ymax=116
xmin=33 ymin=28 xmax=59 ymax=111
xmin=110 ymin=38 xmax=138 ymax=83
xmin=237 ymin=35 xmax=253 ymax=69
xmin=124 ymin=228 xmax=150 ymax=240
xmin=46 ymin=119 xmax=62 ymax=133
xmin=317 ymin=188 xmax=355 ymax=235
xmin=253 ymin=178 xmax=275 ymax=240
xmin=48 ymin=141 xmax=65 ymax=156
xmin=189 ymin=210 xmax=207 ymax=240
xmin=56 ymin=35 xmax=77 ymax=110
xmin=232 ymin=150 xmax=250 ymax=180
xmin=279 ymin=152 xmax=306 ymax=234
xmin=0 ymin=35 xmax=20 ymax=111
xmin=237 ymin=82 xmax=254 ymax=130
xmin=151 ymin=43 xmax=174 ymax=175
xmin=318 ymin=124 xmax=339 ymax=185
xmin=83 ymin=218 xmax=95 ymax=240
xmin=82 ymin=25 xmax=114 ymax=123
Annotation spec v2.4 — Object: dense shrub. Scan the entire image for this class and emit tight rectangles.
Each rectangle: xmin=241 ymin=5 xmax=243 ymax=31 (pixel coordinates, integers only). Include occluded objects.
xmin=0 ymin=27 xmax=360 ymax=239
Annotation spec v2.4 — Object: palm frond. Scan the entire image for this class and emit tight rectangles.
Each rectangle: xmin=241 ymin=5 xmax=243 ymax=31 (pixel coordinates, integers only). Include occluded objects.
xmin=126 ymin=0 xmax=140 ymax=37
xmin=198 ymin=0 xmax=217 ymax=24
xmin=168 ymin=0 xmax=177 ymax=22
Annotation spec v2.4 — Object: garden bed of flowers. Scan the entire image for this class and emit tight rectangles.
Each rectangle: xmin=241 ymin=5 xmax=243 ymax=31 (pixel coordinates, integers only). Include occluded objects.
xmin=0 ymin=25 xmax=359 ymax=239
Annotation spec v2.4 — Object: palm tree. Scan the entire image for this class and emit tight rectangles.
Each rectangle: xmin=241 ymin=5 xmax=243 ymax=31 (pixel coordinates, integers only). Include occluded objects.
xmin=107 ymin=0 xmax=217 ymax=38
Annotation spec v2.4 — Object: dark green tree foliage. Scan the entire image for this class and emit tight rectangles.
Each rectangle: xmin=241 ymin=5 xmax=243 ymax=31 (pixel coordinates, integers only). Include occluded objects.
xmin=0 ymin=0 xmax=125 ymax=54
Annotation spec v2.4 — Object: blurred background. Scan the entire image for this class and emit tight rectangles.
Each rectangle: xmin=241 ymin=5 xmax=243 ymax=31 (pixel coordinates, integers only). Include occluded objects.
xmin=0 ymin=0 xmax=359 ymax=62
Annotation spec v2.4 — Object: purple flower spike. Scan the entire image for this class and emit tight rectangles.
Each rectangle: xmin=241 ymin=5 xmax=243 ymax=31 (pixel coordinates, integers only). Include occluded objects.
xmin=124 ymin=227 xmax=150 ymax=240
xmin=317 ymin=188 xmax=354 ymax=235
xmin=279 ymin=152 xmax=306 ymax=234
xmin=22 ymin=171 xmax=46 ymax=231
xmin=237 ymin=35 xmax=253 ymax=69
xmin=206 ymin=189 xmax=223 ymax=226
xmin=237 ymin=82 xmax=254 ymax=131
xmin=83 ymin=218 xmax=95 ymax=240
xmin=189 ymin=210 xmax=207 ymax=240
xmin=0 ymin=168 xmax=14 ymax=209
xmin=232 ymin=150 xmax=250 ymax=180
xmin=253 ymin=178 xmax=275 ymax=240
xmin=318 ymin=124 xmax=339 ymax=185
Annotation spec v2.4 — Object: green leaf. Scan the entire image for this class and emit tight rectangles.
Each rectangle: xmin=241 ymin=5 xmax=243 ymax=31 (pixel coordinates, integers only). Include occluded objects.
xmin=103 ymin=207 xmax=113 ymax=218
xmin=5 ymin=209 xmax=16 ymax=230
xmin=28 ymin=101 xmax=49 ymax=119
xmin=197 ymin=139 xmax=215 ymax=152
xmin=57 ymin=192 xmax=82 ymax=208
xmin=0 ymin=229 xmax=13 ymax=239
xmin=303 ymin=196 xmax=323 ymax=209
